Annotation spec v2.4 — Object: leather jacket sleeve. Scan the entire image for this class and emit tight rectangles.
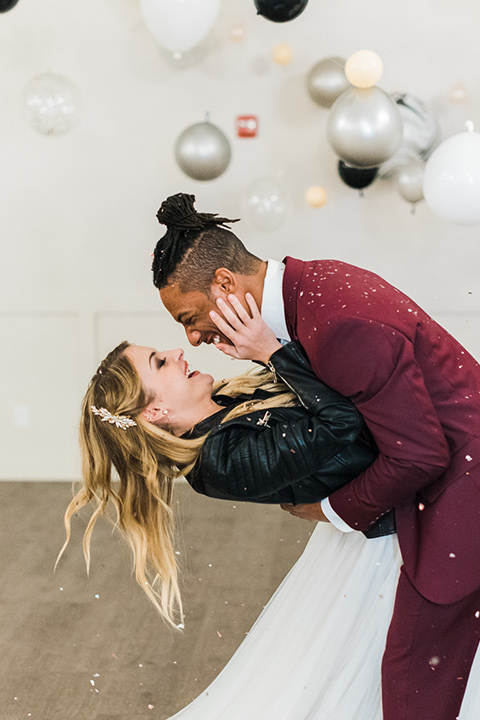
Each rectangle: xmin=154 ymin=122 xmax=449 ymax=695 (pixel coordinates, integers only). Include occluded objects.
xmin=188 ymin=342 xmax=369 ymax=502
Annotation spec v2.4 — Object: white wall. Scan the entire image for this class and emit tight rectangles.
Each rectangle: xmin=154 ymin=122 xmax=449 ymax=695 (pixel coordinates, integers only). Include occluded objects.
xmin=0 ymin=0 xmax=479 ymax=479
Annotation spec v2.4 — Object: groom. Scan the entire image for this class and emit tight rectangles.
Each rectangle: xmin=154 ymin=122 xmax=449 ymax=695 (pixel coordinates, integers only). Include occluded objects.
xmin=151 ymin=193 xmax=480 ymax=720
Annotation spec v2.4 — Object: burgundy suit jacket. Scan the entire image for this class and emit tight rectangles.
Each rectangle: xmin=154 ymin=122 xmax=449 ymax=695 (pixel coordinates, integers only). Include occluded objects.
xmin=282 ymin=256 xmax=480 ymax=604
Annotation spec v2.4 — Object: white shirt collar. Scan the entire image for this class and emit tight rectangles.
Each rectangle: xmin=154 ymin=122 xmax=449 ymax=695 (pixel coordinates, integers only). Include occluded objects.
xmin=261 ymin=259 xmax=291 ymax=343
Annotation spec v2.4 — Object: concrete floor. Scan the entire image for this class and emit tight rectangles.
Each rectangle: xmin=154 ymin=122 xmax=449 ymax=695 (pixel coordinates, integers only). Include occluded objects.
xmin=0 ymin=481 xmax=312 ymax=720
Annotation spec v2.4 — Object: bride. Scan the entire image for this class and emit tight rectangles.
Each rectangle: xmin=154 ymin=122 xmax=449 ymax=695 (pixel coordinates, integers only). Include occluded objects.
xmin=58 ymin=296 xmax=480 ymax=719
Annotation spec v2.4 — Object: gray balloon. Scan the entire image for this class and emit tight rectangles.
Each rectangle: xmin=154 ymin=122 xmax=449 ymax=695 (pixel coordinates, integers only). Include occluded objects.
xmin=397 ymin=162 xmax=425 ymax=204
xmin=327 ymin=86 xmax=403 ymax=168
xmin=306 ymin=56 xmax=350 ymax=108
xmin=175 ymin=121 xmax=231 ymax=181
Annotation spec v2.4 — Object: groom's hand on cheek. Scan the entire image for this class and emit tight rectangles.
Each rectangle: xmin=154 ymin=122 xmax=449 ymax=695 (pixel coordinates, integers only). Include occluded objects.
xmin=280 ymin=502 xmax=330 ymax=523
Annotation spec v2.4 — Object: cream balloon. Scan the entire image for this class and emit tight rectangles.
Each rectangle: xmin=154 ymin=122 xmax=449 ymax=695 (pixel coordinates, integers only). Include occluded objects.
xmin=140 ymin=0 xmax=220 ymax=53
xmin=345 ymin=50 xmax=383 ymax=89
xmin=423 ymin=127 xmax=480 ymax=225
xmin=306 ymin=186 xmax=327 ymax=208
xmin=273 ymin=43 xmax=292 ymax=66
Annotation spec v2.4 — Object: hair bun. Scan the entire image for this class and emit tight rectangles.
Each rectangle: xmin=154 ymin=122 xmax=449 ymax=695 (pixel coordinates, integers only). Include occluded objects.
xmin=156 ymin=193 xmax=202 ymax=231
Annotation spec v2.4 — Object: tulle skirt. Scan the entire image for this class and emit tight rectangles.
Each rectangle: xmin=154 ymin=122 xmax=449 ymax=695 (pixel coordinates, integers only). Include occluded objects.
xmin=168 ymin=524 xmax=480 ymax=720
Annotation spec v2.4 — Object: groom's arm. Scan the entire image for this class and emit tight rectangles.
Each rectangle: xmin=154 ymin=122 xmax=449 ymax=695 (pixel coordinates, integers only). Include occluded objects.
xmin=300 ymin=316 xmax=451 ymax=532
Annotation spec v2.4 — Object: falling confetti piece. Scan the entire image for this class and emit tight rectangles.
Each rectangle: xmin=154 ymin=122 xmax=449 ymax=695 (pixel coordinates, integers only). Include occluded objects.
xmin=466 ymin=455 xmax=473 ymax=462
xmin=449 ymin=553 xmax=456 ymax=558
xmin=94 ymin=594 xmax=100 ymax=599
xmin=59 ymin=587 xmax=64 ymax=591
xmin=418 ymin=503 xmax=425 ymax=511
xmin=93 ymin=673 xmax=100 ymax=677
xmin=217 ymin=631 xmax=223 ymax=638
xmin=475 ymin=611 xmax=480 ymax=618
xmin=148 ymin=704 xmax=154 ymax=710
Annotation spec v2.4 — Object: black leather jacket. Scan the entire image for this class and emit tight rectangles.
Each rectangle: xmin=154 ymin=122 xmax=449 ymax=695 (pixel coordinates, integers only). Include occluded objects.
xmin=186 ymin=342 xmax=395 ymax=538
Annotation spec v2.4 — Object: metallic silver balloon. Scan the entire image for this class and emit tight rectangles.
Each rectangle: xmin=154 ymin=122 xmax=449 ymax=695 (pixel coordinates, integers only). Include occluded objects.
xmin=24 ymin=72 xmax=81 ymax=137
xmin=306 ymin=56 xmax=350 ymax=108
xmin=327 ymin=86 xmax=403 ymax=168
xmin=175 ymin=121 xmax=231 ymax=181
xmin=397 ymin=162 xmax=425 ymax=204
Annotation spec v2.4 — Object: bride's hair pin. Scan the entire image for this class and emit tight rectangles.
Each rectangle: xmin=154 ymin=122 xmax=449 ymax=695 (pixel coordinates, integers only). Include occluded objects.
xmin=90 ymin=405 xmax=137 ymax=430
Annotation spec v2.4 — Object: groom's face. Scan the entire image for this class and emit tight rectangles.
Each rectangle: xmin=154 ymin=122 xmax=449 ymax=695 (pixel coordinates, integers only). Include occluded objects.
xmin=160 ymin=282 xmax=232 ymax=347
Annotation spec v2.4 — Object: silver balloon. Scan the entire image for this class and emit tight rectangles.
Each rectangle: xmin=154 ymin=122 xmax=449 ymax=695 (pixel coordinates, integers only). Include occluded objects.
xmin=379 ymin=93 xmax=440 ymax=177
xmin=24 ymin=72 xmax=81 ymax=136
xmin=243 ymin=177 xmax=289 ymax=231
xmin=397 ymin=162 xmax=425 ymax=204
xmin=306 ymin=56 xmax=350 ymax=108
xmin=327 ymin=86 xmax=403 ymax=168
xmin=175 ymin=120 xmax=231 ymax=181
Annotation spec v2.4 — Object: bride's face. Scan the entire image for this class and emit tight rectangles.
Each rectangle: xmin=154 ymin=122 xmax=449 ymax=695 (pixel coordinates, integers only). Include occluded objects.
xmin=125 ymin=345 xmax=214 ymax=427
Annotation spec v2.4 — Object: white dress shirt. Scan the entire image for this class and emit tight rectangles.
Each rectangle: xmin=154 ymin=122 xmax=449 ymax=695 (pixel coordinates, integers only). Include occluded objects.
xmin=261 ymin=259 xmax=354 ymax=533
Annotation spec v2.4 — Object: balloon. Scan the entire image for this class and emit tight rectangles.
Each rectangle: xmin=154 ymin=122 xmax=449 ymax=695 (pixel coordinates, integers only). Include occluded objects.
xmin=423 ymin=127 xmax=480 ymax=225
xmin=254 ymin=0 xmax=309 ymax=23
xmin=338 ymin=161 xmax=378 ymax=190
xmin=227 ymin=23 xmax=246 ymax=42
xmin=306 ymin=186 xmax=328 ymax=208
xmin=243 ymin=177 xmax=289 ymax=231
xmin=379 ymin=93 xmax=440 ymax=177
xmin=140 ymin=0 xmax=220 ymax=53
xmin=447 ymin=82 xmax=468 ymax=105
xmin=273 ymin=43 xmax=293 ymax=65
xmin=175 ymin=121 xmax=231 ymax=181
xmin=397 ymin=162 xmax=425 ymax=205
xmin=345 ymin=50 xmax=383 ymax=89
xmin=0 ymin=0 xmax=19 ymax=11
xmin=327 ymin=87 xmax=403 ymax=168
xmin=24 ymin=73 xmax=81 ymax=137
xmin=306 ymin=57 xmax=350 ymax=109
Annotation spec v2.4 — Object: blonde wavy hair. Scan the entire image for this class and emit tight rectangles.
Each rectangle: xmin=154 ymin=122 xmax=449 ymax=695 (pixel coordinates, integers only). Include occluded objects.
xmin=57 ymin=341 xmax=297 ymax=628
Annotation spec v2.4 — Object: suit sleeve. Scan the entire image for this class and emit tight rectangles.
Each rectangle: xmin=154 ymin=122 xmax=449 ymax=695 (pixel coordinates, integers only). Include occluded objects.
xmin=305 ymin=316 xmax=451 ymax=530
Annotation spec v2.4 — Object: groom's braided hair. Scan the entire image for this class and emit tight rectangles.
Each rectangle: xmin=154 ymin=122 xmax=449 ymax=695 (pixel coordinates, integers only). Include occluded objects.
xmin=151 ymin=193 xmax=261 ymax=294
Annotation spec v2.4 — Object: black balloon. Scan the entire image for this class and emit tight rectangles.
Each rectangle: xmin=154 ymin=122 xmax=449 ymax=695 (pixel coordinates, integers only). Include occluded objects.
xmin=254 ymin=0 xmax=309 ymax=22
xmin=0 ymin=0 xmax=19 ymax=11
xmin=338 ymin=161 xmax=378 ymax=190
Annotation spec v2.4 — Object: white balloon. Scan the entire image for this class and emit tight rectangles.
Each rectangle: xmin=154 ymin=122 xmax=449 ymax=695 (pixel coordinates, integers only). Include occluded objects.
xmin=243 ymin=177 xmax=289 ymax=231
xmin=24 ymin=72 xmax=81 ymax=136
xmin=140 ymin=0 xmax=220 ymax=53
xmin=423 ymin=130 xmax=480 ymax=225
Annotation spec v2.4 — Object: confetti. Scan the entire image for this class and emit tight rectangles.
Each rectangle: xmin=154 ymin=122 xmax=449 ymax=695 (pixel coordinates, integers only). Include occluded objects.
xmin=217 ymin=631 xmax=223 ymax=638
xmin=94 ymin=594 xmax=100 ymax=599
xmin=475 ymin=611 xmax=480 ymax=619
xmin=418 ymin=503 xmax=425 ymax=511
xmin=466 ymin=455 xmax=473 ymax=462
xmin=449 ymin=553 xmax=456 ymax=558
xmin=148 ymin=704 xmax=154 ymax=710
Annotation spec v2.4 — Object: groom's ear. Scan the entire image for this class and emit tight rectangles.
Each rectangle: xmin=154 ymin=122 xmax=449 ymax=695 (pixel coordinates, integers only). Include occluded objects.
xmin=211 ymin=267 xmax=237 ymax=296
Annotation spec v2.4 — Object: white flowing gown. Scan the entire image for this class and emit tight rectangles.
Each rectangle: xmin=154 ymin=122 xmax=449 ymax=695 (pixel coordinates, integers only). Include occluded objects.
xmin=168 ymin=524 xmax=480 ymax=720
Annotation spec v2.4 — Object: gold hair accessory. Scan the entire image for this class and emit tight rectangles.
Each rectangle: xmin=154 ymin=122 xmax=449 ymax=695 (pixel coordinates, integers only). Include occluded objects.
xmin=90 ymin=406 xmax=137 ymax=430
